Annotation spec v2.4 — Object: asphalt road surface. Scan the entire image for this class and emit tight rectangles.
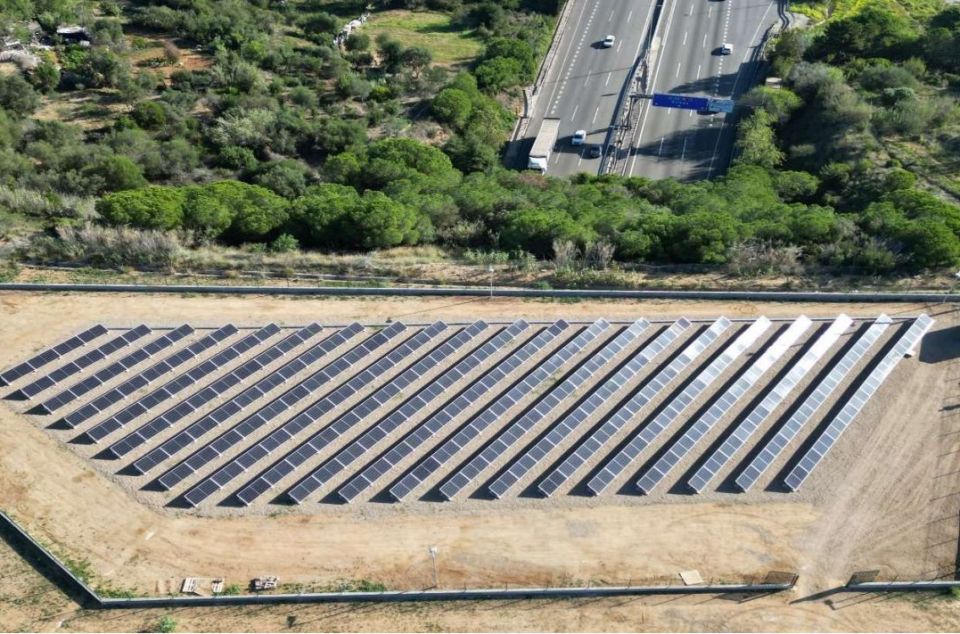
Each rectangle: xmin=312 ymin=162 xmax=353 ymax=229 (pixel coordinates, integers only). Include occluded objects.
xmin=517 ymin=0 xmax=657 ymax=178
xmin=624 ymin=0 xmax=783 ymax=181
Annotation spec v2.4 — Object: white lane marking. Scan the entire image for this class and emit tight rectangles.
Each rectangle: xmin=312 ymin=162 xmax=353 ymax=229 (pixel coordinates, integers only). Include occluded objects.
xmin=658 ymin=136 xmax=665 ymax=158
xmin=708 ymin=5 xmax=712 ymax=18
xmin=702 ymin=33 xmax=707 ymax=48
xmin=627 ymin=9 xmax=633 ymax=22
xmin=676 ymin=62 xmax=681 ymax=77
xmin=605 ymin=72 xmax=611 ymax=86
xmin=681 ymin=136 xmax=687 ymax=161
xmin=592 ymin=105 xmax=600 ymax=123
xmin=617 ymin=39 xmax=623 ymax=52
xmin=682 ymin=31 xmax=688 ymax=46
xmin=697 ymin=64 xmax=701 ymax=78
xmin=608 ymin=10 xmax=614 ymax=21
xmin=571 ymin=104 xmax=579 ymax=119
xmin=584 ymin=70 xmax=591 ymax=87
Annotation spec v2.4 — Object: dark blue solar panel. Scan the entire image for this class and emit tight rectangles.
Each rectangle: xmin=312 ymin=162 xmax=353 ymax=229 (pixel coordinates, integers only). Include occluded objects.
xmin=0 ymin=325 xmax=108 ymax=386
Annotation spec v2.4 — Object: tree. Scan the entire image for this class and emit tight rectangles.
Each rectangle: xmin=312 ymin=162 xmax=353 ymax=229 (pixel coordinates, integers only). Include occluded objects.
xmin=203 ymin=180 xmax=289 ymax=242
xmin=402 ymin=47 xmax=432 ymax=78
xmin=341 ymin=190 xmax=419 ymax=249
xmin=474 ymin=56 xmax=523 ymax=93
xmin=376 ymin=35 xmax=405 ymax=73
xmin=28 ymin=54 xmax=61 ymax=93
xmin=432 ymin=88 xmax=473 ymax=129
xmin=902 ymin=219 xmax=960 ymax=269
xmin=0 ymin=74 xmax=41 ymax=116
xmin=253 ymin=160 xmax=311 ymax=199
xmin=814 ymin=6 xmax=917 ymax=62
xmin=182 ymin=186 xmax=234 ymax=239
xmin=83 ymin=155 xmax=148 ymax=193
xmin=500 ymin=208 xmax=579 ymax=257
xmin=345 ymin=32 xmax=370 ymax=51
xmin=289 ymin=183 xmax=361 ymax=247
xmin=739 ymin=86 xmax=802 ymax=124
xmin=96 ymin=187 xmax=185 ymax=230
xmin=735 ymin=110 xmax=783 ymax=169
xmin=483 ymin=38 xmax=535 ymax=81
xmin=132 ymin=101 xmax=168 ymax=130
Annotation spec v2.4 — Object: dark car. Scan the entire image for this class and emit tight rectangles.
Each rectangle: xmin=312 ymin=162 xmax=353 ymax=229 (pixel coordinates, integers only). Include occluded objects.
xmin=588 ymin=144 xmax=603 ymax=159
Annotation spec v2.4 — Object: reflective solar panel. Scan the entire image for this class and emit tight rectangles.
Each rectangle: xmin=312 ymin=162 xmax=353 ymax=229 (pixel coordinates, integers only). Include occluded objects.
xmin=82 ymin=324 xmax=283 ymax=445
xmin=537 ymin=317 xmax=720 ymax=497
xmin=687 ymin=315 xmax=851 ymax=493
xmin=734 ymin=315 xmax=892 ymax=492
xmin=636 ymin=317 xmax=811 ymax=495
xmin=586 ymin=317 xmax=770 ymax=496
xmin=116 ymin=323 xmax=337 ymax=466
xmin=385 ymin=320 xmax=604 ymax=503
xmin=235 ymin=322 xmax=490 ymax=505
xmin=61 ymin=325 xmax=237 ymax=429
xmin=782 ymin=314 xmax=932 ymax=491
xmin=14 ymin=326 xmax=152 ymax=400
xmin=482 ymin=319 xmax=651 ymax=499
xmin=347 ymin=321 xmax=569 ymax=503
xmin=177 ymin=322 xmax=448 ymax=507
xmin=37 ymin=326 xmax=193 ymax=414
xmin=0 ymin=324 xmax=108 ymax=387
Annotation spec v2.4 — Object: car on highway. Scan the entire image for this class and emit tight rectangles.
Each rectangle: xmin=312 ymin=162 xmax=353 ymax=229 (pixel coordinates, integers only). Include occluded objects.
xmin=588 ymin=144 xmax=603 ymax=159
xmin=571 ymin=129 xmax=587 ymax=145
xmin=601 ymin=34 xmax=616 ymax=48
xmin=720 ymin=42 xmax=733 ymax=55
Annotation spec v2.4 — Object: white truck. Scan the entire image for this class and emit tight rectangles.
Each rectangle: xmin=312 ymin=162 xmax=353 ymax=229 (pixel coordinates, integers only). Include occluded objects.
xmin=528 ymin=118 xmax=561 ymax=173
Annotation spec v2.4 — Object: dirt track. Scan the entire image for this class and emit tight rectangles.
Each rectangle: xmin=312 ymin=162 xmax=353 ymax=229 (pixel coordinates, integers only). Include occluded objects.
xmin=0 ymin=291 xmax=958 ymax=631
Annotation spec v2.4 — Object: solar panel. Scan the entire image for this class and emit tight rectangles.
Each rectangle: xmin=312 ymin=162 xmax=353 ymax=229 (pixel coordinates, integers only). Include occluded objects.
xmin=734 ymin=315 xmax=892 ymax=492
xmin=364 ymin=321 xmax=570 ymax=504
xmin=93 ymin=324 xmax=313 ymax=453
xmin=37 ymin=326 xmax=193 ymax=414
xmin=782 ymin=314 xmax=933 ymax=492
xmin=480 ymin=319 xmax=651 ymax=500
xmin=178 ymin=322 xmax=448 ymax=507
xmin=587 ymin=317 xmax=770 ymax=496
xmin=13 ymin=326 xmax=152 ymax=400
xmin=687 ymin=315 xmax=852 ymax=493
xmin=386 ymin=319 xmax=606 ymax=503
xmin=636 ymin=317 xmax=811 ymax=495
xmin=0 ymin=324 xmax=108 ymax=387
xmin=285 ymin=321 xmax=529 ymax=505
xmin=537 ymin=317 xmax=720 ymax=498
xmin=491 ymin=319 xmax=690 ymax=500
xmin=60 ymin=325 xmax=238 ymax=429
xmin=134 ymin=322 xmax=378 ymax=479
xmin=234 ymin=322 xmax=490 ymax=505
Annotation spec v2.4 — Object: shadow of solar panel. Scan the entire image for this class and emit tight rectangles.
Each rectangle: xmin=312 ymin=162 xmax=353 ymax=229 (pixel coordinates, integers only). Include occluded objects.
xmin=734 ymin=315 xmax=893 ymax=493
xmin=687 ymin=315 xmax=851 ymax=493
xmin=0 ymin=325 xmax=108 ymax=387
xmin=586 ymin=317 xmax=769 ymax=496
xmin=38 ymin=326 xmax=193 ymax=415
xmin=636 ymin=317 xmax=811 ymax=495
xmin=782 ymin=314 xmax=932 ymax=492
xmin=178 ymin=322 xmax=448 ymax=507
xmin=236 ymin=321 xmax=491 ymax=505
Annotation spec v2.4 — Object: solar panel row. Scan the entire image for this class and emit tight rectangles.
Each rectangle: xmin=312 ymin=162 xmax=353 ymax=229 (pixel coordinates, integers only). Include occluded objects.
xmin=61 ymin=325 xmax=238 ymax=429
xmin=234 ymin=321 xmax=489 ymax=505
xmin=587 ymin=317 xmax=770 ymax=496
xmin=537 ymin=317 xmax=719 ymax=497
xmin=0 ymin=324 xmax=108 ymax=386
xmin=287 ymin=321 xmax=530 ymax=505
xmin=150 ymin=322 xmax=389 ymax=488
xmin=379 ymin=321 xmax=571 ymax=503
xmin=178 ymin=322 xmax=447 ymax=507
xmin=484 ymin=319 xmax=652 ymax=499
xmin=783 ymin=314 xmax=933 ymax=491
xmin=14 ymin=325 xmax=152 ymax=400
xmin=435 ymin=319 xmax=612 ymax=500
xmin=38 ymin=326 xmax=194 ymax=414
xmin=100 ymin=324 xmax=317 ymax=457
xmin=687 ymin=315 xmax=852 ymax=493
xmin=734 ymin=315 xmax=892 ymax=492
xmin=635 ymin=316 xmax=811 ymax=495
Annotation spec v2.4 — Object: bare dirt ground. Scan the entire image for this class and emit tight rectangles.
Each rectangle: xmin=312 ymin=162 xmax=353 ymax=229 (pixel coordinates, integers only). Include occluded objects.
xmin=0 ymin=291 xmax=958 ymax=631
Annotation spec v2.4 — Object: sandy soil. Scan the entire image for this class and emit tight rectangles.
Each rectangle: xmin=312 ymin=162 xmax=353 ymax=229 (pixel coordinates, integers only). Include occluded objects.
xmin=0 ymin=291 xmax=957 ymax=631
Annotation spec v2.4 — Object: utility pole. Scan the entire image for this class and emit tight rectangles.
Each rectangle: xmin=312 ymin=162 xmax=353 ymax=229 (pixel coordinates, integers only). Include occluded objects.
xmin=487 ymin=265 xmax=494 ymax=299
xmin=429 ymin=546 xmax=439 ymax=588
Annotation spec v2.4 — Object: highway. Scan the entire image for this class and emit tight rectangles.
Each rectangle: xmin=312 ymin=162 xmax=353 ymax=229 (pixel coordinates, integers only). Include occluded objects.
xmin=623 ymin=0 xmax=784 ymax=181
xmin=517 ymin=0 xmax=656 ymax=178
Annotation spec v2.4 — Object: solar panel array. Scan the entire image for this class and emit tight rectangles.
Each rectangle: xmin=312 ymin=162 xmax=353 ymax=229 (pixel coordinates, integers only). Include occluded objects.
xmin=440 ymin=319 xmax=610 ymax=500
xmin=536 ymin=318 xmax=694 ymax=497
xmin=61 ymin=325 xmax=238 ymax=429
xmin=286 ymin=320 xmax=530 ymax=504
xmin=0 ymin=314 xmax=932 ymax=509
xmin=734 ymin=315 xmax=892 ymax=492
xmin=116 ymin=323 xmax=330 ymax=465
xmin=782 ymin=314 xmax=934 ymax=491
xmin=12 ymin=326 xmax=151 ymax=400
xmin=38 ymin=325 xmax=193 ymax=414
xmin=234 ymin=321 xmax=490 ymax=505
xmin=179 ymin=322 xmax=448 ymax=507
xmin=375 ymin=321 xmax=571 ymax=503
xmin=587 ymin=318 xmax=771 ymax=496
xmin=81 ymin=324 xmax=284 ymax=446
xmin=0 ymin=324 xmax=108 ymax=386
xmin=635 ymin=317 xmax=811 ymax=495
xmin=687 ymin=315 xmax=853 ymax=493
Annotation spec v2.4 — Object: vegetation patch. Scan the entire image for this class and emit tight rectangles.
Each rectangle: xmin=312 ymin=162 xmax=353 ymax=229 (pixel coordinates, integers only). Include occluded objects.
xmin=364 ymin=11 xmax=483 ymax=66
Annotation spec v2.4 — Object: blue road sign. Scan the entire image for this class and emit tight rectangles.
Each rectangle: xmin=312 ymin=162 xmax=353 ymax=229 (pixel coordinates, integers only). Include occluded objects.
xmin=706 ymin=97 xmax=735 ymax=113
xmin=651 ymin=93 xmax=708 ymax=111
